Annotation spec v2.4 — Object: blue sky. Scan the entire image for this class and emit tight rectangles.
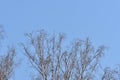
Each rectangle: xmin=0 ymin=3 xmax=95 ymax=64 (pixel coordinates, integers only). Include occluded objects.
xmin=0 ymin=0 xmax=120 ymax=80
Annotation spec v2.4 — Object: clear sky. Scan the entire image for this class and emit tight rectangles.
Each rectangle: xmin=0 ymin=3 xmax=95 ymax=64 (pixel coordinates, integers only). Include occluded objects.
xmin=0 ymin=0 xmax=120 ymax=80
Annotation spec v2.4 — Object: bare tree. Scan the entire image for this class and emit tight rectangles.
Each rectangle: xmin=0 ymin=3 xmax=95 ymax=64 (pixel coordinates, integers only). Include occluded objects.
xmin=0 ymin=47 xmax=15 ymax=80
xmin=22 ymin=29 xmax=106 ymax=80
xmin=0 ymin=27 xmax=16 ymax=80
xmin=101 ymin=66 xmax=120 ymax=80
